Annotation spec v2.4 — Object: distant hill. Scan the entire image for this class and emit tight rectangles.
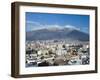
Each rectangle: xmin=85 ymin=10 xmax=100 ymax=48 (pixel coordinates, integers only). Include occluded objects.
xmin=26 ymin=27 xmax=89 ymax=41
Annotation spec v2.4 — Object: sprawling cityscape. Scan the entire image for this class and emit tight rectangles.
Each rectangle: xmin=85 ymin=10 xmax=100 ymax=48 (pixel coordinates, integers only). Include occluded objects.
xmin=25 ymin=40 xmax=89 ymax=67
xmin=25 ymin=12 xmax=90 ymax=67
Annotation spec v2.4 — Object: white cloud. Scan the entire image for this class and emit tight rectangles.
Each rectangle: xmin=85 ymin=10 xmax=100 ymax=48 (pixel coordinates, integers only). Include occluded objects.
xmin=44 ymin=24 xmax=63 ymax=29
xmin=26 ymin=21 xmax=80 ymax=31
xmin=26 ymin=21 xmax=42 ymax=27
xmin=64 ymin=25 xmax=80 ymax=30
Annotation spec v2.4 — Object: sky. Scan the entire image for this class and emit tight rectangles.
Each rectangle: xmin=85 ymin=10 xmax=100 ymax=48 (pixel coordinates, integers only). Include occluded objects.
xmin=26 ymin=12 xmax=90 ymax=34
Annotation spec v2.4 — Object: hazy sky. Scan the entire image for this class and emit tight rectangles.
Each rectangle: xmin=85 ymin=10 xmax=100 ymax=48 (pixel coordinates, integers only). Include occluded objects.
xmin=26 ymin=12 xmax=89 ymax=34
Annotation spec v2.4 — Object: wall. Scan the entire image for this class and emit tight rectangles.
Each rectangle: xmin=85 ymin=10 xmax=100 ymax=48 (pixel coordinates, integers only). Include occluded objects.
xmin=0 ymin=0 xmax=99 ymax=80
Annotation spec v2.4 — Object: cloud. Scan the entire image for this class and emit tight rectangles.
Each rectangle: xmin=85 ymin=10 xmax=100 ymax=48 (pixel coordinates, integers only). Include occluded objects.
xmin=44 ymin=24 xmax=63 ymax=29
xmin=64 ymin=25 xmax=80 ymax=30
xmin=26 ymin=21 xmax=81 ymax=31
xmin=26 ymin=21 xmax=42 ymax=27
xmin=26 ymin=21 xmax=45 ymax=31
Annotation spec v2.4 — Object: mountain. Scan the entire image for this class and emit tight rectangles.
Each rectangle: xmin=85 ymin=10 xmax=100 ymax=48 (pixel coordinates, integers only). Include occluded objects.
xmin=26 ymin=27 xmax=89 ymax=41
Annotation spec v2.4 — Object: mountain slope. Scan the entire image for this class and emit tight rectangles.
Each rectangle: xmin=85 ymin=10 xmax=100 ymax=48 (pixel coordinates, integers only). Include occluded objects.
xmin=26 ymin=28 xmax=89 ymax=41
